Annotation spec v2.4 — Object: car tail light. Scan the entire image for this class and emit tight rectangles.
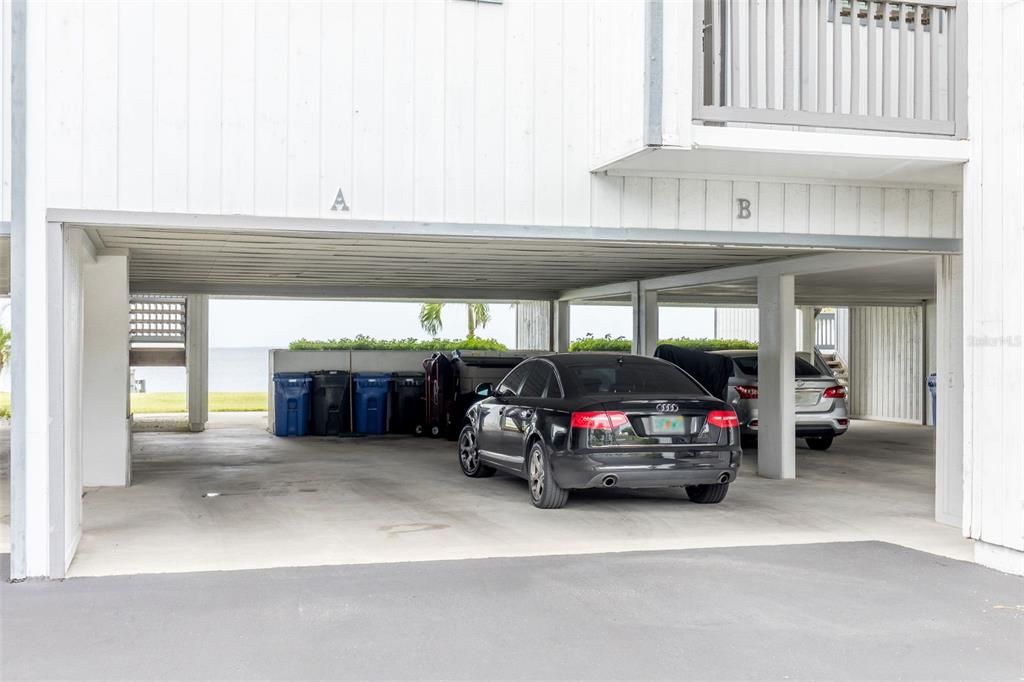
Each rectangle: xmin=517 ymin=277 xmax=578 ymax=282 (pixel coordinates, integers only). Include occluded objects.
xmin=570 ymin=411 xmax=629 ymax=430
xmin=735 ymin=385 xmax=758 ymax=399
xmin=707 ymin=410 xmax=740 ymax=429
xmin=823 ymin=386 xmax=847 ymax=399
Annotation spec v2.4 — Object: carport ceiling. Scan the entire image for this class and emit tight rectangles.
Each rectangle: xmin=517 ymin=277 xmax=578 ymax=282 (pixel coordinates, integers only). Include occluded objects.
xmin=655 ymin=256 xmax=937 ymax=306
xmin=89 ymin=226 xmax=834 ymax=300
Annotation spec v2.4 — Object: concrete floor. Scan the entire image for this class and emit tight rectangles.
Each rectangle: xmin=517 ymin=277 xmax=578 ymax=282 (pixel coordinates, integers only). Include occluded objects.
xmin=63 ymin=415 xmax=972 ymax=577
xmin=3 ymin=542 xmax=1022 ymax=681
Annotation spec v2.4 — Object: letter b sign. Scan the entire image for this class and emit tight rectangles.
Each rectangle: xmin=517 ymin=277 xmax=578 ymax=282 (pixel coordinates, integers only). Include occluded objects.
xmin=736 ymin=198 xmax=752 ymax=220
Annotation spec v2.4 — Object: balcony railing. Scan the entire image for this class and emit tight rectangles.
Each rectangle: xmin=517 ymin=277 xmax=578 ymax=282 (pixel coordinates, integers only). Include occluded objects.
xmin=695 ymin=0 xmax=964 ymax=136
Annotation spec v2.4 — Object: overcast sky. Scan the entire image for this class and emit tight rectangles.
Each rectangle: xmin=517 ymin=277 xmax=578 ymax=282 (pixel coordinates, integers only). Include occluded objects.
xmin=209 ymin=300 xmax=716 ymax=348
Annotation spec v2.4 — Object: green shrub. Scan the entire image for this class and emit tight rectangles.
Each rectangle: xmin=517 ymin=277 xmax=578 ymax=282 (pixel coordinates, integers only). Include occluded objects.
xmin=568 ymin=334 xmax=757 ymax=353
xmin=288 ymin=335 xmax=508 ymax=351
xmin=568 ymin=334 xmax=632 ymax=352
xmin=657 ymin=337 xmax=758 ymax=351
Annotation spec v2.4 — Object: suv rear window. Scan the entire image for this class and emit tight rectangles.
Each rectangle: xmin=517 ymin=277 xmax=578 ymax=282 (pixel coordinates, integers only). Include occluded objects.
xmin=568 ymin=360 xmax=704 ymax=395
xmin=733 ymin=356 xmax=822 ymax=377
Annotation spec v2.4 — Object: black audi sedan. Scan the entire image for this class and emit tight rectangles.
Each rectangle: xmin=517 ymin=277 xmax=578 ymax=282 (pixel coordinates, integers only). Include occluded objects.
xmin=457 ymin=353 xmax=742 ymax=509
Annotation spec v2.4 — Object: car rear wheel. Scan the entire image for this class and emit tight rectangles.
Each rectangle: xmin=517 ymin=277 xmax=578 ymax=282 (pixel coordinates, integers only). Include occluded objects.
xmin=805 ymin=435 xmax=834 ymax=451
xmin=528 ymin=442 xmax=568 ymax=509
xmin=685 ymin=483 xmax=730 ymax=504
xmin=458 ymin=425 xmax=495 ymax=478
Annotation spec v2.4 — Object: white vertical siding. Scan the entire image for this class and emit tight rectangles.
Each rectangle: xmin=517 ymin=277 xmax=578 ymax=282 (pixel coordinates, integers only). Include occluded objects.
xmin=515 ymin=301 xmax=551 ymax=351
xmin=714 ymin=308 xmax=759 ymax=342
xmin=848 ymin=306 xmax=924 ymax=423
xmin=34 ymin=0 xmax=959 ymax=239
xmin=962 ymin=1 xmax=1024 ymax=558
xmin=0 ymin=0 xmax=10 ymax=222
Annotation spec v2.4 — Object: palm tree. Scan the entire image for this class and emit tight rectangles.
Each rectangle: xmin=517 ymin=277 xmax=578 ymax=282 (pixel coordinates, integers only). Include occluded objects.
xmin=419 ymin=303 xmax=491 ymax=338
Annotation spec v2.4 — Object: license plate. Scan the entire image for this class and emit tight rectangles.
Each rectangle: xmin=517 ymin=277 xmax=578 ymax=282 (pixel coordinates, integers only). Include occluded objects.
xmin=650 ymin=415 xmax=687 ymax=434
xmin=795 ymin=391 xmax=821 ymax=406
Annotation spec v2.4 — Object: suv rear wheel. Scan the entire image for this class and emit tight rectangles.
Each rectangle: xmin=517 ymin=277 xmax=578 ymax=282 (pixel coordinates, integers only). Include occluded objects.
xmin=805 ymin=435 xmax=834 ymax=451
xmin=685 ymin=483 xmax=730 ymax=504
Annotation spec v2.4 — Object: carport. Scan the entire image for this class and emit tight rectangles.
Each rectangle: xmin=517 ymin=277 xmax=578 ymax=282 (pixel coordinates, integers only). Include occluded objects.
xmin=15 ymin=211 xmax=965 ymax=577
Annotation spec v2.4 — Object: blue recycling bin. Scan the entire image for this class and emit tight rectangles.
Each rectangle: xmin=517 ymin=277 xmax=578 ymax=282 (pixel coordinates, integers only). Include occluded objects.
xmin=354 ymin=372 xmax=391 ymax=434
xmin=273 ymin=372 xmax=313 ymax=436
xmin=927 ymin=372 xmax=937 ymax=425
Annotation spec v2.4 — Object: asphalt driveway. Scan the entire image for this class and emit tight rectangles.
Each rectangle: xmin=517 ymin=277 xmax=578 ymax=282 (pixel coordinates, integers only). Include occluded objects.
xmin=2 ymin=541 xmax=1022 ymax=681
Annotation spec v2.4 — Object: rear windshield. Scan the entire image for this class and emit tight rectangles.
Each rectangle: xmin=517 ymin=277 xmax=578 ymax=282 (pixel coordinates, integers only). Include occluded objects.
xmin=733 ymin=356 xmax=822 ymax=377
xmin=567 ymin=360 xmax=705 ymax=395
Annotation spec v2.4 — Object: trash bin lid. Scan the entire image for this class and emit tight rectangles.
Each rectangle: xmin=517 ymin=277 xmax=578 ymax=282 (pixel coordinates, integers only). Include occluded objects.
xmin=274 ymin=372 xmax=312 ymax=384
xmin=354 ymin=372 xmax=392 ymax=385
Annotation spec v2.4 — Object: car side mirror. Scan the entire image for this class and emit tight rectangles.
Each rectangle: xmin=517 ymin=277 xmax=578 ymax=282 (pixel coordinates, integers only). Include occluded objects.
xmin=475 ymin=382 xmax=493 ymax=397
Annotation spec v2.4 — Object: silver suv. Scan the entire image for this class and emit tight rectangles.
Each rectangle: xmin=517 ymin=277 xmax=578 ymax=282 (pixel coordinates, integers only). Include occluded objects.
xmin=712 ymin=350 xmax=850 ymax=451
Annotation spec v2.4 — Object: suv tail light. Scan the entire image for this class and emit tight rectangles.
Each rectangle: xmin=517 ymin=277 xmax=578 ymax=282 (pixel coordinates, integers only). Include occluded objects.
xmin=735 ymin=385 xmax=758 ymax=399
xmin=707 ymin=410 xmax=740 ymax=429
xmin=823 ymin=386 xmax=847 ymax=399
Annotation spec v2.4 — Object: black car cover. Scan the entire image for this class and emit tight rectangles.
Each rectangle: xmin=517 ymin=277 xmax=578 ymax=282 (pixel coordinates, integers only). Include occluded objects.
xmin=653 ymin=344 xmax=732 ymax=400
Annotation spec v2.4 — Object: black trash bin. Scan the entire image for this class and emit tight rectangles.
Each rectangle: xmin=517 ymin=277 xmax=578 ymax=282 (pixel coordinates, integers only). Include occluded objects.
xmin=310 ymin=370 xmax=351 ymax=436
xmin=390 ymin=372 xmax=426 ymax=435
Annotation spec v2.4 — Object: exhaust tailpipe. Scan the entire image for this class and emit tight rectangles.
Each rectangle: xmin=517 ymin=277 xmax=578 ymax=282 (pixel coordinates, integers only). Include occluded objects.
xmin=718 ymin=473 xmax=731 ymax=484
xmin=601 ymin=475 xmax=618 ymax=488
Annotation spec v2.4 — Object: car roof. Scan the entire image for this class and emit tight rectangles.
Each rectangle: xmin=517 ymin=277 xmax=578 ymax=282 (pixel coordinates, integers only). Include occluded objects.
xmin=534 ymin=352 xmax=673 ymax=369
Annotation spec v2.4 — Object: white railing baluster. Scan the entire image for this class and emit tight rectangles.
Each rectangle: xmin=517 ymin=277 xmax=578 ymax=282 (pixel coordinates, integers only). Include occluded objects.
xmin=898 ymin=2 xmax=908 ymax=118
xmin=712 ymin=0 xmax=723 ymax=106
xmin=868 ymin=1 xmax=878 ymax=116
xmin=766 ymin=0 xmax=777 ymax=108
xmin=929 ymin=7 xmax=940 ymax=120
xmin=852 ymin=0 xmax=863 ymax=115
xmin=783 ymin=0 xmax=795 ymax=109
xmin=832 ymin=0 xmax=842 ymax=113
xmin=750 ymin=0 xmax=761 ymax=107
xmin=882 ymin=1 xmax=893 ymax=116
xmin=817 ymin=0 xmax=828 ymax=112
xmin=800 ymin=0 xmax=814 ymax=110
xmin=731 ymin=0 xmax=743 ymax=106
xmin=913 ymin=3 xmax=924 ymax=118
xmin=947 ymin=7 xmax=956 ymax=122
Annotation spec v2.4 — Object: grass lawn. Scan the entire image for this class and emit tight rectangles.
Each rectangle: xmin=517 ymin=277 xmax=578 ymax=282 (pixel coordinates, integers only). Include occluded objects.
xmin=0 ymin=392 xmax=9 ymax=419
xmin=131 ymin=392 xmax=267 ymax=414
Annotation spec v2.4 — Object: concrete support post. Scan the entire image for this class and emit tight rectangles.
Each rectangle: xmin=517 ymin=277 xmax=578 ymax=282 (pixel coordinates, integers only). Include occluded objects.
xmin=82 ymin=253 xmax=131 ymax=487
xmin=186 ymin=295 xmax=209 ymax=433
xmin=10 ymin=1 xmax=71 ymax=579
xmin=934 ymin=257 xmax=962 ymax=527
xmin=757 ymin=274 xmax=797 ymax=480
xmin=553 ymin=300 xmax=571 ymax=353
xmin=633 ymin=285 xmax=659 ymax=356
xmin=798 ymin=306 xmax=817 ymax=353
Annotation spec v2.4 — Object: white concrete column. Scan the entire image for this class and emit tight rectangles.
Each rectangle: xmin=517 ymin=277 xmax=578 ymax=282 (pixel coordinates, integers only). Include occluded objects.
xmin=82 ymin=252 xmax=131 ymax=487
xmin=798 ymin=306 xmax=817 ymax=353
xmin=553 ymin=300 xmax=571 ymax=353
xmin=186 ymin=294 xmax=209 ymax=432
xmin=934 ymin=256 xmax=962 ymax=528
xmin=757 ymin=274 xmax=796 ymax=480
xmin=9 ymin=1 xmax=72 ymax=579
xmin=632 ymin=285 xmax=659 ymax=356
xmin=963 ymin=1 xmax=1024 ymax=575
